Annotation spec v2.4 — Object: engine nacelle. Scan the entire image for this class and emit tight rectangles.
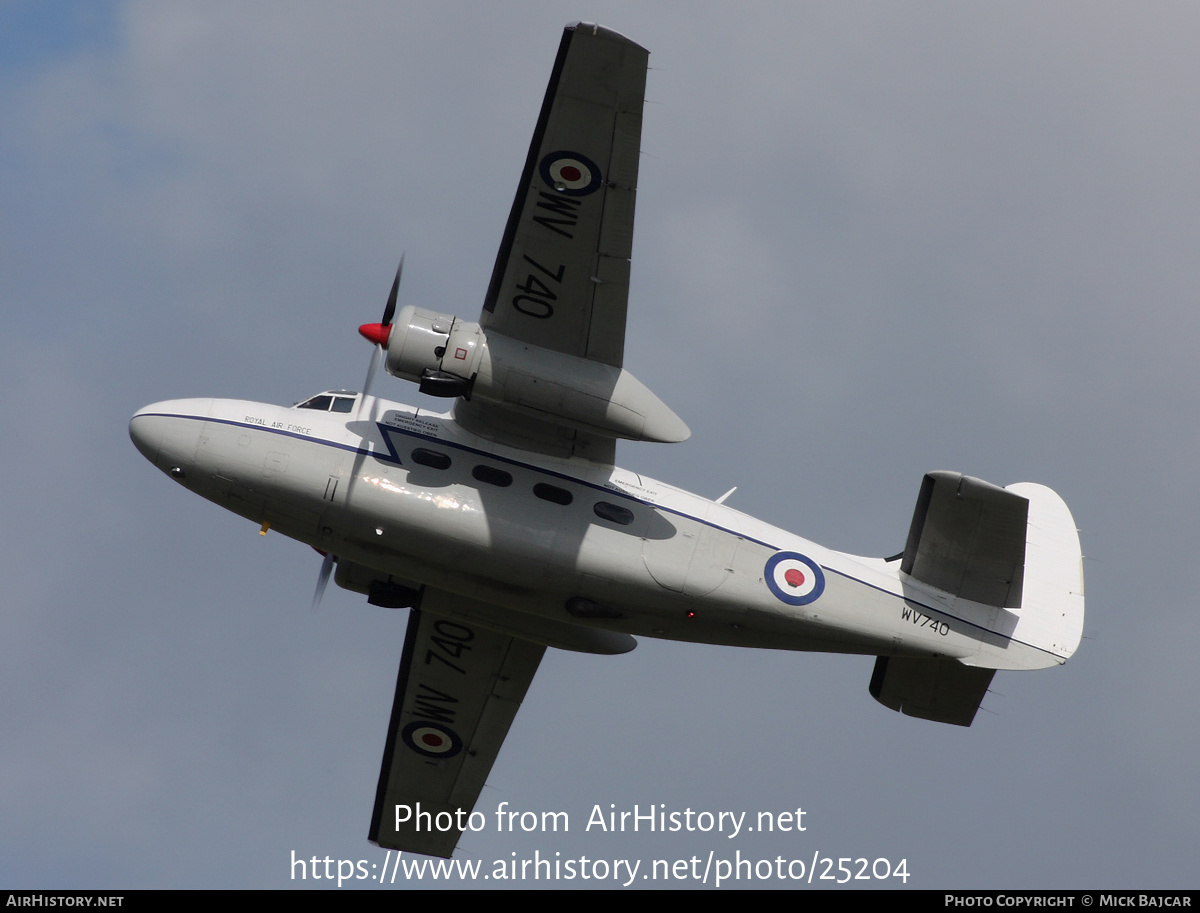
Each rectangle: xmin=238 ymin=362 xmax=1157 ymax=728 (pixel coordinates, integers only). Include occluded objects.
xmin=333 ymin=558 xmax=422 ymax=609
xmin=383 ymin=306 xmax=484 ymax=398
xmin=382 ymin=305 xmax=689 ymax=443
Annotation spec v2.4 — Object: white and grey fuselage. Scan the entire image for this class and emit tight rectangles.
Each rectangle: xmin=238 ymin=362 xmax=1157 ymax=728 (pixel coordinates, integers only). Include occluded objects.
xmin=130 ymin=392 xmax=1076 ymax=673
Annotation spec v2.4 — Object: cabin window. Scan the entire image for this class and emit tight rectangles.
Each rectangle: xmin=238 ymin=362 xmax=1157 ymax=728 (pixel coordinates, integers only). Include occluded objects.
xmin=533 ymin=483 xmax=573 ymax=505
xmin=411 ymin=448 xmax=451 ymax=470
xmin=472 ymin=464 xmax=513 ymax=487
xmin=593 ymin=501 xmax=634 ymax=525
xmin=331 ymin=396 xmax=355 ymax=413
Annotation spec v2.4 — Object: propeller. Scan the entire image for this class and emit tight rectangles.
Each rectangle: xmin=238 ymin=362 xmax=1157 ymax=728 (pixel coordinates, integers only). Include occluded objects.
xmin=319 ymin=255 xmax=404 ymax=606
xmin=310 ymin=550 xmax=335 ymax=612
xmin=315 ymin=255 xmax=407 ymax=607
xmin=358 ymin=254 xmax=404 ymax=400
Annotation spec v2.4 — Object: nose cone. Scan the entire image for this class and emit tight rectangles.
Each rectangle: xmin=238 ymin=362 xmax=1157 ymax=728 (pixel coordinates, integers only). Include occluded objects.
xmin=129 ymin=399 xmax=211 ymax=478
xmin=129 ymin=410 xmax=163 ymax=464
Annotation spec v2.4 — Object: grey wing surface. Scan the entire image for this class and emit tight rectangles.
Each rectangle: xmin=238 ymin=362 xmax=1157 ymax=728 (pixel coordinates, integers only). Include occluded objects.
xmin=481 ymin=22 xmax=647 ymax=369
xmin=369 ymin=599 xmax=545 ymax=857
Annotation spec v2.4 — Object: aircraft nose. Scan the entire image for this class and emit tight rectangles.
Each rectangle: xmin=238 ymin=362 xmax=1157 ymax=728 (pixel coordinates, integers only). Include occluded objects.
xmin=129 ymin=411 xmax=163 ymax=465
xmin=129 ymin=400 xmax=210 ymax=479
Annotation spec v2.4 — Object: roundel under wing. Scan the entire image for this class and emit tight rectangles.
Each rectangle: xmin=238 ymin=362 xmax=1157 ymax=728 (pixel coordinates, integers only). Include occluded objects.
xmin=539 ymin=151 xmax=603 ymax=195
xmin=401 ymin=721 xmax=463 ymax=759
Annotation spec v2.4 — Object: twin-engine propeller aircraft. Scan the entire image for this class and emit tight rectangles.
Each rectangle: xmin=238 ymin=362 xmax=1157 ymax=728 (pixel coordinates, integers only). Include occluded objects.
xmin=130 ymin=23 xmax=1084 ymax=858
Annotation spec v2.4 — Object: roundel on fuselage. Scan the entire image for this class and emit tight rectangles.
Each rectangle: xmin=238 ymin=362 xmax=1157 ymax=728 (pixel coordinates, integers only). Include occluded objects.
xmin=764 ymin=551 xmax=826 ymax=606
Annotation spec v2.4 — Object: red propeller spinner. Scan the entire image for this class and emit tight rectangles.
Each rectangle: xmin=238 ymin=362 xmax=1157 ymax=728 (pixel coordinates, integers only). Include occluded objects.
xmin=358 ymin=323 xmax=391 ymax=347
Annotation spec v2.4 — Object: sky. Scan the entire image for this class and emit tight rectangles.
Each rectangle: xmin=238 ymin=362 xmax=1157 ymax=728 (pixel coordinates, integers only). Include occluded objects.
xmin=2 ymin=0 xmax=1198 ymax=890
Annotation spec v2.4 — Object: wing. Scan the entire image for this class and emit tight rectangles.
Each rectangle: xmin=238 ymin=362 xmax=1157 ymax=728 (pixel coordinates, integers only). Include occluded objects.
xmin=481 ymin=22 xmax=647 ymax=368
xmin=369 ymin=598 xmax=545 ymax=857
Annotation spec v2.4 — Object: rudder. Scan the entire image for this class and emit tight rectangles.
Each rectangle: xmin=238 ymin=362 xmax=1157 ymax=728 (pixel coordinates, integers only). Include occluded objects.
xmin=1004 ymin=482 xmax=1085 ymax=663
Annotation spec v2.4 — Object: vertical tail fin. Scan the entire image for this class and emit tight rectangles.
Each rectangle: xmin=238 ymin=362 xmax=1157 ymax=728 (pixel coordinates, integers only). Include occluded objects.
xmin=1004 ymin=482 xmax=1085 ymax=662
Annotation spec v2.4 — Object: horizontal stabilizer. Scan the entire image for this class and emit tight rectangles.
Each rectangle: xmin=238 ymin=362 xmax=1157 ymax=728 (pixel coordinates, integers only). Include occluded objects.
xmin=869 ymin=655 xmax=995 ymax=726
xmin=902 ymin=471 xmax=1028 ymax=608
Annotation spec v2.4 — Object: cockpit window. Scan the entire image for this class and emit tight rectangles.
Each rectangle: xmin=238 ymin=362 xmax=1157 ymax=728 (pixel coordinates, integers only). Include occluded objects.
xmin=296 ymin=392 xmax=358 ymax=412
xmin=297 ymin=395 xmax=333 ymax=411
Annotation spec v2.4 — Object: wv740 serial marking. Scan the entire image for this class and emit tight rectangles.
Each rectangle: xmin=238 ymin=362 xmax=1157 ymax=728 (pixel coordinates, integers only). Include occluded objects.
xmin=900 ymin=605 xmax=950 ymax=636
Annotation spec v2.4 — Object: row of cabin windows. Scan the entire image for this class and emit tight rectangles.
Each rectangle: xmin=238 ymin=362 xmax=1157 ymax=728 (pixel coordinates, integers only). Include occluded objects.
xmin=408 ymin=447 xmax=634 ymax=526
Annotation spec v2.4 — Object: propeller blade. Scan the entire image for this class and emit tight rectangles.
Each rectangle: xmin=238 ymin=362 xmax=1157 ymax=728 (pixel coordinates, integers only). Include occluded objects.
xmin=358 ymin=253 xmax=404 ymax=407
xmin=360 ymin=342 xmax=383 ymax=401
xmin=311 ymin=552 xmax=335 ymax=612
xmin=381 ymin=253 xmax=404 ymax=327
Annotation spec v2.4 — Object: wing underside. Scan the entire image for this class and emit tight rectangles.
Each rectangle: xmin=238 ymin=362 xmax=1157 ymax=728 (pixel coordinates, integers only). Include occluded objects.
xmin=369 ymin=600 xmax=545 ymax=857
xmin=457 ymin=22 xmax=653 ymax=463
xmin=481 ymin=22 xmax=648 ymax=367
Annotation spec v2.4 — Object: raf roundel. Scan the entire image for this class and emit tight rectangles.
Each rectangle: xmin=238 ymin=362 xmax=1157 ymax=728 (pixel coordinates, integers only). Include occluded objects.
xmin=401 ymin=721 xmax=463 ymax=760
xmin=764 ymin=551 xmax=826 ymax=606
xmin=539 ymin=151 xmax=602 ymax=196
